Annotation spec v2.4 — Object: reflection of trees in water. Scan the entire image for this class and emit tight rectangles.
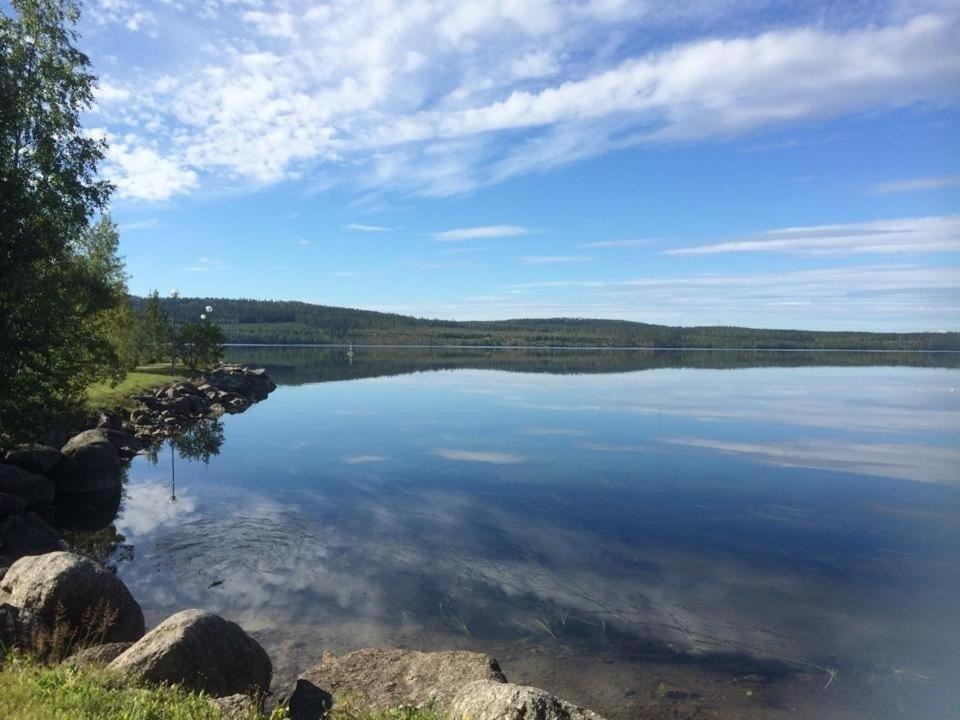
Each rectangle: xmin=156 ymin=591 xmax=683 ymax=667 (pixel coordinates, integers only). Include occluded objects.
xmin=60 ymin=419 xmax=224 ymax=572
xmin=62 ymin=525 xmax=133 ymax=573
xmin=172 ymin=418 xmax=225 ymax=464
xmin=225 ymin=345 xmax=960 ymax=387
xmin=139 ymin=418 xmax=225 ymax=466
xmin=56 ymin=468 xmax=133 ymax=573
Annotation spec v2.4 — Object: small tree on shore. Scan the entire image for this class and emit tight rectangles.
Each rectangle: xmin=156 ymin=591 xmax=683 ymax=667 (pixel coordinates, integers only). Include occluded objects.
xmin=177 ymin=320 xmax=224 ymax=371
xmin=138 ymin=290 xmax=173 ymax=364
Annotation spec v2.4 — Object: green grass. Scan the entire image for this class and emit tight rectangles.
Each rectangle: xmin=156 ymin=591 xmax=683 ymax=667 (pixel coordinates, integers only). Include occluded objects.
xmin=0 ymin=658 xmax=237 ymax=720
xmin=85 ymin=364 xmax=190 ymax=410
xmin=0 ymin=656 xmax=440 ymax=720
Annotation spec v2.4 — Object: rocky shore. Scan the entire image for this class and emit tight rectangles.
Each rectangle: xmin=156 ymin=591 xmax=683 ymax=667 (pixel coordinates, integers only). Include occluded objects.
xmin=0 ymin=550 xmax=605 ymax=719
xmin=0 ymin=364 xmax=277 ymax=568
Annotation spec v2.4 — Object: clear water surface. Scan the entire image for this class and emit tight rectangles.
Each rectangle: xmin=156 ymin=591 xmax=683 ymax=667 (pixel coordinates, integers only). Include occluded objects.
xmin=95 ymin=347 xmax=960 ymax=719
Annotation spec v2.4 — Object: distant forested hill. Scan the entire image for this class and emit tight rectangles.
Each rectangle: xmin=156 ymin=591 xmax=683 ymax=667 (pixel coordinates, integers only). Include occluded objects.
xmin=130 ymin=296 xmax=960 ymax=351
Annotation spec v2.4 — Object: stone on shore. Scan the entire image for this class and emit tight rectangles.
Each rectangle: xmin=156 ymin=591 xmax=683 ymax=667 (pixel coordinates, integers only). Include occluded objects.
xmin=63 ymin=641 xmax=134 ymax=668
xmin=289 ymin=648 xmax=507 ymax=719
xmin=209 ymin=694 xmax=261 ymax=719
xmin=109 ymin=609 xmax=271 ymax=697
xmin=0 ymin=551 xmax=144 ymax=643
xmin=4 ymin=445 xmax=65 ymax=476
xmin=448 ymin=680 xmax=606 ymax=720
xmin=0 ymin=464 xmax=56 ymax=508
xmin=54 ymin=430 xmax=122 ymax=495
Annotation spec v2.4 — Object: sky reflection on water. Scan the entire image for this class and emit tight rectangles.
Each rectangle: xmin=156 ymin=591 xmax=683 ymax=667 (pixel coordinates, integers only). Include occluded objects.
xmin=112 ymin=349 xmax=960 ymax=718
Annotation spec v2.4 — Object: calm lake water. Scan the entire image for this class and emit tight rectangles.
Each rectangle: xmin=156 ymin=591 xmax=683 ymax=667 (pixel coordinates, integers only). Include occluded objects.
xmin=98 ymin=347 xmax=960 ymax=718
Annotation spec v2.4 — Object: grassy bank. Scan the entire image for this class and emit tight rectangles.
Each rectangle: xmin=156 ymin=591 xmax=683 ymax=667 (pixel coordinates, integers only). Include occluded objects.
xmin=0 ymin=659 xmax=242 ymax=720
xmin=0 ymin=657 xmax=439 ymax=720
xmin=85 ymin=364 xmax=189 ymax=410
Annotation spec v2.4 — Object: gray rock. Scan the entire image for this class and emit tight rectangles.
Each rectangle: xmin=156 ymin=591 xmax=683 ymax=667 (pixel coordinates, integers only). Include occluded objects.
xmin=0 ymin=602 xmax=37 ymax=654
xmin=99 ymin=429 xmax=143 ymax=458
xmin=4 ymin=445 xmax=65 ymax=476
xmin=289 ymin=649 xmax=506 ymax=719
xmin=0 ymin=492 xmax=27 ymax=520
xmin=205 ymin=368 xmax=272 ymax=402
xmin=93 ymin=410 xmax=123 ymax=431
xmin=448 ymin=680 xmax=606 ymax=720
xmin=110 ymin=609 xmax=271 ymax=697
xmin=165 ymin=382 xmax=201 ymax=398
xmin=0 ymin=464 xmax=56 ymax=508
xmin=0 ymin=513 xmax=67 ymax=559
xmin=63 ymin=641 xmax=134 ymax=667
xmin=208 ymin=694 xmax=260 ymax=719
xmin=54 ymin=430 xmax=122 ymax=495
xmin=0 ymin=551 xmax=144 ymax=643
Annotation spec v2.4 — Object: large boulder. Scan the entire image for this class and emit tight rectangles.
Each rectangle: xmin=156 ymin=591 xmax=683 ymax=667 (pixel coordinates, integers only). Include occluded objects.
xmin=54 ymin=488 xmax=122 ymax=532
xmin=289 ymin=649 xmax=506 ymax=719
xmin=0 ymin=512 xmax=67 ymax=559
xmin=0 ymin=492 xmax=27 ymax=520
xmin=0 ymin=551 xmax=143 ymax=643
xmin=4 ymin=445 xmax=65 ymax=476
xmin=0 ymin=464 xmax=55 ymax=508
xmin=54 ymin=430 xmax=122 ymax=495
xmin=109 ymin=609 xmax=271 ymax=697
xmin=448 ymin=680 xmax=606 ymax=720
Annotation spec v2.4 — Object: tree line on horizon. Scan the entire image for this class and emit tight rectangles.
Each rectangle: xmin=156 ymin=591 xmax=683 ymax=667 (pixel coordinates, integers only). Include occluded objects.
xmin=136 ymin=296 xmax=960 ymax=351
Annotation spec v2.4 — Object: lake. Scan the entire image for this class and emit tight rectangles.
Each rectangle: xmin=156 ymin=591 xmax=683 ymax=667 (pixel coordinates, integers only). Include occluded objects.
xmin=90 ymin=347 xmax=960 ymax=719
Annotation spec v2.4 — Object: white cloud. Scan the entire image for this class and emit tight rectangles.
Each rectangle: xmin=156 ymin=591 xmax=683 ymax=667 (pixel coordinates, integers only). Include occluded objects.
xmin=510 ymin=50 xmax=560 ymax=79
xmin=87 ymin=2 xmax=960 ymax=199
xmin=583 ymin=239 xmax=652 ymax=248
xmin=106 ymin=138 xmax=198 ymax=201
xmin=97 ymin=81 xmax=132 ymax=103
xmin=662 ymin=437 xmax=960 ymax=486
xmin=433 ymin=449 xmax=525 ymax=464
xmin=518 ymin=255 xmax=591 ymax=264
xmin=664 ymin=215 xmax=960 ymax=256
xmin=869 ymin=175 xmax=960 ymax=193
xmin=344 ymin=223 xmax=393 ymax=232
xmin=344 ymin=454 xmax=389 ymax=464
xmin=124 ymin=9 xmax=157 ymax=35
xmin=432 ymin=225 xmax=533 ymax=241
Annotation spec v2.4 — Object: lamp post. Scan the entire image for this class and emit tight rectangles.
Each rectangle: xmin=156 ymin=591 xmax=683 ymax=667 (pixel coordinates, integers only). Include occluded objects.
xmin=169 ymin=290 xmax=181 ymax=368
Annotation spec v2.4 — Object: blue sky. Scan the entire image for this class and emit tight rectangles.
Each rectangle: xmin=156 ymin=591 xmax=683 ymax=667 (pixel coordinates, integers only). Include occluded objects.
xmin=48 ymin=0 xmax=960 ymax=329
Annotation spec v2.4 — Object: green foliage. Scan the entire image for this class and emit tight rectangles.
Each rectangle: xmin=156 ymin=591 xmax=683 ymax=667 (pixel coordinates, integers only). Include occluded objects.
xmin=176 ymin=320 xmax=225 ymax=371
xmin=0 ymin=658 xmax=229 ymax=720
xmin=172 ymin=418 xmax=224 ymax=464
xmin=330 ymin=697 xmax=439 ymax=720
xmin=137 ymin=290 xmax=174 ymax=365
xmin=0 ymin=646 xmax=439 ymax=720
xmin=0 ymin=0 xmax=121 ymax=450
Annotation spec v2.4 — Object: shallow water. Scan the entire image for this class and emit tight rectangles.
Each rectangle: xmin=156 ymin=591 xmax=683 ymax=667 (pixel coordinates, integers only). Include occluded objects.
xmin=98 ymin=348 xmax=960 ymax=718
